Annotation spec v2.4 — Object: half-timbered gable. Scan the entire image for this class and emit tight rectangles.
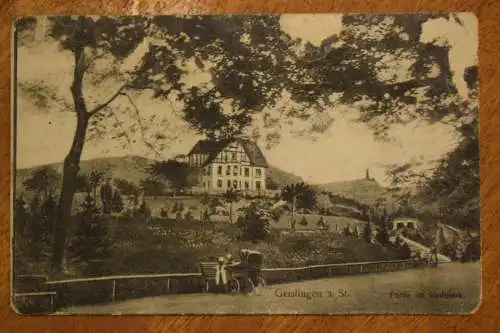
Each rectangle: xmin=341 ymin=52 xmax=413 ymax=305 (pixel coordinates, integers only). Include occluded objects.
xmin=186 ymin=139 xmax=268 ymax=194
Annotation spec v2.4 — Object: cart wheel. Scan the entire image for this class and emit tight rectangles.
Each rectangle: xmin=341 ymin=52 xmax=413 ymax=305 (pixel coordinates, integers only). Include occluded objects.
xmin=257 ymin=275 xmax=266 ymax=287
xmin=228 ymin=278 xmax=240 ymax=293
xmin=243 ymin=277 xmax=255 ymax=295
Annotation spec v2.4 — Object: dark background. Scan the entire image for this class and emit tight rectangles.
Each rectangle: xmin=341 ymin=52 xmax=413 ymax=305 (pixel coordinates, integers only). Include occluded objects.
xmin=1 ymin=0 xmax=498 ymax=332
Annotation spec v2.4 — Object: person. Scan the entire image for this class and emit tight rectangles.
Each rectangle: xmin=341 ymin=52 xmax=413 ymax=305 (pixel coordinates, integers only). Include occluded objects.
xmin=215 ymin=256 xmax=228 ymax=292
xmin=225 ymin=252 xmax=234 ymax=265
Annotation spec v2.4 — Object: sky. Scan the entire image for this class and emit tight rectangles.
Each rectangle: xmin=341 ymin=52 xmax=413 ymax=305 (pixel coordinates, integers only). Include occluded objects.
xmin=15 ymin=14 xmax=478 ymax=186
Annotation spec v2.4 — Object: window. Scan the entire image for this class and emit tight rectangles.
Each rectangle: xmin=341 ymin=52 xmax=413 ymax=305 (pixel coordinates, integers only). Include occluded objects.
xmin=207 ymin=165 xmax=211 ymax=175
xmin=233 ymin=180 xmax=238 ymax=188
xmin=233 ymin=166 xmax=238 ymax=176
xmin=226 ymin=166 xmax=231 ymax=175
xmin=245 ymin=181 xmax=249 ymax=189
xmin=202 ymin=182 xmax=206 ymax=188
xmin=207 ymin=181 xmax=211 ymax=188
xmin=218 ymin=166 xmax=222 ymax=175
xmin=224 ymin=152 xmax=228 ymax=162
xmin=244 ymin=167 xmax=250 ymax=177
xmin=227 ymin=180 xmax=231 ymax=188
xmin=217 ymin=180 xmax=223 ymax=188
xmin=255 ymin=168 xmax=262 ymax=178
xmin=232 ymin=152 xmax=237 ymax=161
xmin=256 ymin=181 xmax=261 ymax=190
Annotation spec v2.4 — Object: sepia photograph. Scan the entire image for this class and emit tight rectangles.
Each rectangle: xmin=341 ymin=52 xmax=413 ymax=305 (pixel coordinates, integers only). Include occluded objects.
xmin=11 ymin=13 xmax=480 ymax=315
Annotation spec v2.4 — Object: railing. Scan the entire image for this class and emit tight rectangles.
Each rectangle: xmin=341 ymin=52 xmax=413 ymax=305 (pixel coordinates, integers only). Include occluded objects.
xmin=17 ymin=259 xmax=428 ymax=312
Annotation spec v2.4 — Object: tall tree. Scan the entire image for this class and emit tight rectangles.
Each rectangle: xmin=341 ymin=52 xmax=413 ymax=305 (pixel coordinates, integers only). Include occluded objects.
xmin=139 ymin=178 xmax=166 ymax=199
xmin=281 ymin=182 xmax=317 ymax=231
xmin=222 ymin=188 xmax=241 ymax=224
xmin=17 ymin=15 xmax=297 ymax=270
xmin=100 ymin=179 xmax=114 ymax=214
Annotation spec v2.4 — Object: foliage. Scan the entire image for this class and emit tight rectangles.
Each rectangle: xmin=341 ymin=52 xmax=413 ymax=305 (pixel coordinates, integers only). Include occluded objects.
xmin=316 ymin=216 xmax=327 ymax=229
xmin=100 ymin=180 xmax=114 ymax=214
xmin=23 ymin=167 xmax=60 ymax=198
xmin=266 ymin=176 xmax=279 ymax=190
xmin=114 ymin=178 xmax=139 ymax=196
xmin=363 ymin=221 xmax=372 ymax=243
xmin=134 ymin=200 xmax=151 ymax=221
xmin=139 ymin=178 xmax=165 ymax=198
xmin=236 ymin=202 xmax=272 ymax=242
xmin=223 ymin=188 xmax=241 ymax=224
xmin=376 ymin=223 xmax=390 ymax=246
xmin=68 ymin=193 xmax=112 ymax=275
xmin=299 ymin=216 xmax=308 ymax=226
xmin=147 ymin=160 xmax=197 ymax=192
xmin=281 ymin=183 xmax=317 ymax=211
xmin=184 ymin=210 xmax=194 ymax=223
xmin=160 ymin=207 xmax=168 ymax=218
xmin=75 ymin=172 xmax=91 ymax=193
xmin=111 ymin=190 xmax=124 ymax=213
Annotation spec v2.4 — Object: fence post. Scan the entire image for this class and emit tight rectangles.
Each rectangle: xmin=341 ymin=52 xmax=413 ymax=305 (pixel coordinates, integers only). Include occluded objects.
xmin=111 ymin=280 xmax=116 ymax=302
xmin=166 ymin=278 xmax=171 ymax=293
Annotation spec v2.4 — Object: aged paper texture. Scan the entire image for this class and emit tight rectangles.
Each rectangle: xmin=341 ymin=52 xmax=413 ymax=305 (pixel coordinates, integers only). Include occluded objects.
xmin=11 ymin=13 xmax=480 ymax=315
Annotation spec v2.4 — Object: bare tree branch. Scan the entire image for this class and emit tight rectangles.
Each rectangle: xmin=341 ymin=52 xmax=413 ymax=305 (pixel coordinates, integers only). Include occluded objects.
xmin=88 ymin=82 xmax=129 ymax=116
xmin=121 ymin=92 xmax=162 ymax=158
xmin=83 ymin=52 xmax=107 ymax=72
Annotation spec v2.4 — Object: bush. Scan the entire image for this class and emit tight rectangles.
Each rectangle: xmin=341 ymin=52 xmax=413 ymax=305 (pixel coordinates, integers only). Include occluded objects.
xmin=68 ymin=194 xmax=112 ymax=276
xmin=299 ymin=216 xmax=308 ymax=226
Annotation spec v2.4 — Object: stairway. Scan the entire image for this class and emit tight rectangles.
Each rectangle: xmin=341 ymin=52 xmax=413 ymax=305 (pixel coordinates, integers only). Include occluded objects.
xmin=399 ymin=236 xmax=452 ymax=263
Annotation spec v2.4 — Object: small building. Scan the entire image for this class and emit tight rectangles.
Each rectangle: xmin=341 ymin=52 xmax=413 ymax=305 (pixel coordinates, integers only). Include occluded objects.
xmin=391 ymin=217 xmax=423 ymax=231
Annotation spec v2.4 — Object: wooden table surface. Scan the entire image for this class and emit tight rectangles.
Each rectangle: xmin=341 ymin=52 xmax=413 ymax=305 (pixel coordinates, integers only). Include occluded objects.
xmin=1 ymin=0 xmax=499 ymax=332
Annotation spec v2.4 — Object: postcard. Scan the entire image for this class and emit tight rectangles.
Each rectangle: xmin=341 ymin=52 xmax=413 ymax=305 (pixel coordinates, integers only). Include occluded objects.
xmin=11 ymin=13 xmax=480 ymax=315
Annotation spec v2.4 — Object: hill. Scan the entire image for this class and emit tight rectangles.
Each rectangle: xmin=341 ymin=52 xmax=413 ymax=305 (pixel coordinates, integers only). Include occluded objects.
xmin=266 ymin=165 xmax=304 ymax=187
xmin=15 ymin=156 xmax=304 ymax=192
xmin=314 ymin=178 xmax=388 ymax=205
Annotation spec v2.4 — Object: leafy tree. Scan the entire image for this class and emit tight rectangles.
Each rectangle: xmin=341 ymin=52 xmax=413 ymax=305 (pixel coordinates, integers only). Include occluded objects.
xmin=114 ymin=178 xmax=138 ymax=196
xmin=171 ymin=201 xmax=179 ymax=213
xmin=363 ymin=221 xmax=373 ymax=243
xmin=184 ymin=210 xmax=194 ymax=223
xmin=134 ymin=199 xmax=151 ymax=222
xmin=266 ymin=176 xmax=279 ymax=190
xmin=23 ymin=167 xmax=61 ymax=198
xmin=160 ymin=207 xmax=168 ymax=218
xmin=75 ymin=172 xmax=91 ymax=193
xmin=343 ymin=225 xmax=352 ymax=237
xmin=139 ymin=177 xmax=165 ymax=198
xmin=89 ymin=170 xmax=105 ymax=203
xmin=68 ymin=193 xmax=112 ymax=275
xmin=111 ymin=189 xmax=124 ymax=213
xmin=281 ymin=182 xmax=317 ymax=231
xmin=377 ymin=223 xmax=390 ymax=246
xmin=14 ymin=195 xmax=28 ymax=237
xmin=222 ymin=188 xmax=240 ymax=224
xmin=100 ymin=180 xmax=114 ymax=214
xmin=237 ymin=202 xmax=271 ymax=242
xmin=147 ymin=160 xmax=196 ymax=193
xmin=316 ymin=216 xmax=327 ymax=229
xmin=201 ymin=209 xmax=211 ymax=224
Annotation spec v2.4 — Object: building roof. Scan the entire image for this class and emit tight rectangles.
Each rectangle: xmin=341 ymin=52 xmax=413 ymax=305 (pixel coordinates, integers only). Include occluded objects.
xmin=188 ymin=139 xmax=268 ymax=168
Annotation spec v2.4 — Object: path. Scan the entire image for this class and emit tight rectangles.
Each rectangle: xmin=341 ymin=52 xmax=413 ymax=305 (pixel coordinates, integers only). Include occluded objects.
xmin=59 ymin=262 xmax=480 ymax=315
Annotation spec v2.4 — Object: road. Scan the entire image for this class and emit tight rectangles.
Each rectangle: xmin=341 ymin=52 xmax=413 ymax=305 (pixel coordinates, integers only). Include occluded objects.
xmin=59 ymin=262 xmax=481 ymax=315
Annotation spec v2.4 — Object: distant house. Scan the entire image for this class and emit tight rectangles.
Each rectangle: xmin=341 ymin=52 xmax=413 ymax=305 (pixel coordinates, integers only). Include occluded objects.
xmin=391 ymin=217 xmax=423 ymax=231
xmin=187 ymin=139 xmax=268 ymax=195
